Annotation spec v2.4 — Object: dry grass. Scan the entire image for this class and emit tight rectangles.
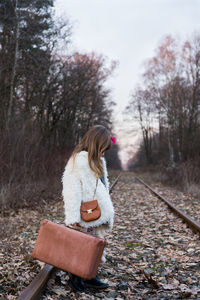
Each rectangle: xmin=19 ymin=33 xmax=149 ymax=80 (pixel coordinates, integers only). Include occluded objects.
xmin=133 ymin=159 xmax=200 ymax=198
xmin=0 ymin=122 xmax=71 ymax=212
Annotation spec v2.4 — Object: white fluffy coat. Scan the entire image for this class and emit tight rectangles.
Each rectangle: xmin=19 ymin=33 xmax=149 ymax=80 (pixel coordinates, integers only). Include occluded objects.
xmin=62 ymin=151 xmax=114 ymax=237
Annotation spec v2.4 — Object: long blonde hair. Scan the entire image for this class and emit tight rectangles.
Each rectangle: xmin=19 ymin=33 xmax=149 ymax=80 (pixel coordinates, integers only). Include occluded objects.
xmin=72 ymin=125 xmax=112 ymax=177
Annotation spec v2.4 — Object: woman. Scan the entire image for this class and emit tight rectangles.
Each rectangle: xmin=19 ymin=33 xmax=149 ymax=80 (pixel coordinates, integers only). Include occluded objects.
xmin=62 ymin=125 xmax=115 ymax=292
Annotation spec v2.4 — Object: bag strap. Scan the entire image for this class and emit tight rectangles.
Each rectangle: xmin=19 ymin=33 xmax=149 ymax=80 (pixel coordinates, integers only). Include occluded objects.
xmin=93 ymin=178 xmax=98 ymax=199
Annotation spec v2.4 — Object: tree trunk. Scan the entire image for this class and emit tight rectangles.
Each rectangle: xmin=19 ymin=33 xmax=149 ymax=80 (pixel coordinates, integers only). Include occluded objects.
xmin=7 ymin=0 xmax=19 ymax=127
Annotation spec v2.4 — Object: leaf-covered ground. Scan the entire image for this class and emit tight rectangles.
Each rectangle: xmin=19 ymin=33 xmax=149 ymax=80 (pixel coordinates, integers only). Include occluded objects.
xmin=1 ymin=171 xmax=200 ymax=299
xmin=144 ymin=178 xmax=200 ymax=224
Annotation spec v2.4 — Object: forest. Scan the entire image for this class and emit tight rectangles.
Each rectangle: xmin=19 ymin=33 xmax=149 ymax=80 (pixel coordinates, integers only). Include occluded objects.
xmin=1 ymin=2 xmax=200 ymax=299
xmin=1 ymin=0 xmax=200 ymax=210
xmin=127 ymin=34 xmax=200 ymax=194
xmin=0 ymin=0 xmax=121 ymax=210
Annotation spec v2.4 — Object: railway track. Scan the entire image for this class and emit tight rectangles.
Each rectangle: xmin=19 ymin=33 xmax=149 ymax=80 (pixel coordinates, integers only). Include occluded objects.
xmin=134 ymin=175 xmax=200 ymax=234
xmin=16 ymin=172 xmax=200 ymax=299
xmin=17 ymin=174 xmax=121 ymax=300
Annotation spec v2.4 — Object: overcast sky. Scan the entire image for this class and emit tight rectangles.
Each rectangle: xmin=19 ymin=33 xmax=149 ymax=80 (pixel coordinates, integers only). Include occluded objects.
xmin=55 ymin=0 xmax=200 ymax=167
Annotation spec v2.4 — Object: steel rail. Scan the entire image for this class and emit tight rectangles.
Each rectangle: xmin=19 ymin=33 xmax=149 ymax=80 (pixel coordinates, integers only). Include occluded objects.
xmin=17 ymin=264 xmax=55 ymax=300
xmin=17 ymin=173 xmax=121 ymax=300
xmin=109 ymin=173 xmax=121 ymax=193
xmin=135 ymin=175 xmax=200 ymax=234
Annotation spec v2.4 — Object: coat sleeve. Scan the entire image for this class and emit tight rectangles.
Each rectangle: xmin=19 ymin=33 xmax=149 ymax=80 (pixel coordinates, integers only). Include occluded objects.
xmin=62 ymin=169 xmax=82 ymax=226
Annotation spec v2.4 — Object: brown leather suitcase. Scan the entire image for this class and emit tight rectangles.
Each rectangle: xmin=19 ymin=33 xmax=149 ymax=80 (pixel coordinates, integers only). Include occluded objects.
xmin=31 ymin=219 xmax=106 ymax=279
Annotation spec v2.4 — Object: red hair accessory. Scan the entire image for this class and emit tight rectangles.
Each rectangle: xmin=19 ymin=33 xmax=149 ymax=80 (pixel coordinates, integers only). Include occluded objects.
xmin=111 ymin=137 xmax=116 ymax=144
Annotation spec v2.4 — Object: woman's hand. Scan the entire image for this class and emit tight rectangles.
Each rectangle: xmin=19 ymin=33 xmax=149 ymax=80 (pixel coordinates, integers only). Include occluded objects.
xmin=71 ymin=223 xmax=81 ymax=227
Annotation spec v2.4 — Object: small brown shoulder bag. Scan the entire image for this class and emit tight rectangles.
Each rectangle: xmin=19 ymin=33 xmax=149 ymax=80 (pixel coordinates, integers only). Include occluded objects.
xmin=81 ymin=179 xmax=101 ymax=222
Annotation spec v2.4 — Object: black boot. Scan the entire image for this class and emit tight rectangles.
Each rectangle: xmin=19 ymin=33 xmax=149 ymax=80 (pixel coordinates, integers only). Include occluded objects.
xmin=85 ymin=276 xmax=109 ymax=289
xmin=68 ymin=274 xmax=88 ymax=292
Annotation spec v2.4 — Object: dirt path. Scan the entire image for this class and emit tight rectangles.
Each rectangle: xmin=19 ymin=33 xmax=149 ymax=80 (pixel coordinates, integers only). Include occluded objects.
xmin=1 ymin=172 xmax=200 ymax=299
